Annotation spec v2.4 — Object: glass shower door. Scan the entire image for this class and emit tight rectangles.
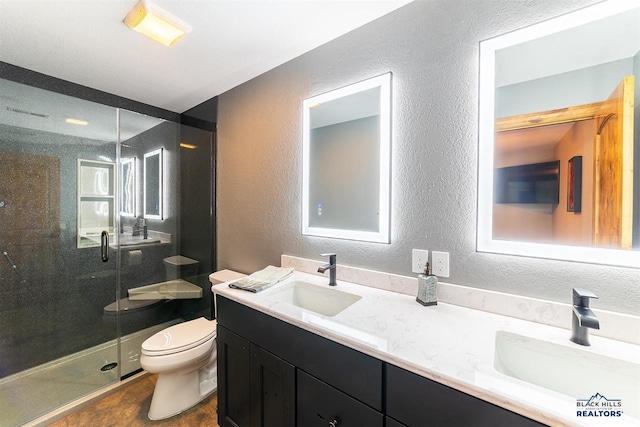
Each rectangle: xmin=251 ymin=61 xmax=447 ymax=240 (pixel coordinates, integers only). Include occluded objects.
xmin=0 ymin=79 xmax=120 ymax=426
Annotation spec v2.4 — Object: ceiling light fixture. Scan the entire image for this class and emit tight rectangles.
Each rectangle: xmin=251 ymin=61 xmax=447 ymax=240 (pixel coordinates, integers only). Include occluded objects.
xmin=123 ymin=0 xmax=192 ymax=47
xmin=180 ymin=142 xmax=197 ymax=149
xmin=66 ymin=118 xmax=88 ymax=126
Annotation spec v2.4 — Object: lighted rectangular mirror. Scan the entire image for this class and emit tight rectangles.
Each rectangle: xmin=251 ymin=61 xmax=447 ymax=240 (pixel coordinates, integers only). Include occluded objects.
xmin=144 ymin=148 xmax=163 ymax=220
xmin=478 ymin=0 xmax=639 ymax=267
xmin=302 ymin=72 xmax=391 ymax=243
xmin=120 ymin=157 xmax=136 ymax=217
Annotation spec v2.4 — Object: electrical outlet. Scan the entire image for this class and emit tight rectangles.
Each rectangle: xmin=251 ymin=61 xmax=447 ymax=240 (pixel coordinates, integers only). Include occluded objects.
xmin=411 ymin=249 xmax=428 ymax=273
xmin=432 ymin=251 xmax=449 ymax=277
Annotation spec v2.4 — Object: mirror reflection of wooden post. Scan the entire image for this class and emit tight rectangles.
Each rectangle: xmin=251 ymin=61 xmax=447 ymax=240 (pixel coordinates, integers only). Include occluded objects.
xmin=593 ymin=76 xmax=635 ymax=249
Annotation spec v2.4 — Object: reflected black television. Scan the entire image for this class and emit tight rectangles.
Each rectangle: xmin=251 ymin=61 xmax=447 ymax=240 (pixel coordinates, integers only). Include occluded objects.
xmin=495 ymin=160 xmax=560 ymax=204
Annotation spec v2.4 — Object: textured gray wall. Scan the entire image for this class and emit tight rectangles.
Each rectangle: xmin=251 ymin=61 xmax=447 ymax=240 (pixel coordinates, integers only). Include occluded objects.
xmin=217 ymin=0 xmax=639 ymax=315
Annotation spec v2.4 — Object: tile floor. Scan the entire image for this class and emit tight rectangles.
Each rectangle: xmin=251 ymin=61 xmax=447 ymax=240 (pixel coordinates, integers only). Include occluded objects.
xmin=49 ymin=374 xmax=219 ymax=427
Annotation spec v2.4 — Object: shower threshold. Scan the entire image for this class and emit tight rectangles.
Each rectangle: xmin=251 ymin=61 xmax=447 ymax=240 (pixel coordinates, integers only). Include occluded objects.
xmin=0 ymin=320 xmax=179 ymax=427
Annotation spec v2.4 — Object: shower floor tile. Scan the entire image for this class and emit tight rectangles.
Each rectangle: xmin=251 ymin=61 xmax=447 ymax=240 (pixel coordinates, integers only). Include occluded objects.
xmin=0 ymin=322 xmax=173 ymax=427
xmin=0 ymin=344 xmax=118 ymax=427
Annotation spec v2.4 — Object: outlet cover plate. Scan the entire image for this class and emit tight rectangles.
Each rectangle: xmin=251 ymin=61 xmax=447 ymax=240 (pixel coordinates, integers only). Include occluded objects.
xmin=432 ymin=251 xmax=450 ymax=277
xmin=412 ymin=249 xmax=428 ymax=273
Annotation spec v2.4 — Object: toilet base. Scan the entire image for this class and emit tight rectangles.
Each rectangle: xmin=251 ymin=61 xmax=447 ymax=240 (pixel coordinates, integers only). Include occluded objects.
xmin=148 ymin=360 xmax=217 ymax=420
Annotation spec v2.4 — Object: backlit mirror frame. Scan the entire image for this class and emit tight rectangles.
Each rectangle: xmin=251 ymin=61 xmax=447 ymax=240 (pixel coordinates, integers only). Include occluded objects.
xmin=478 ymin=0 xmax=639 ymax=268
xmin=120 ymin=157 xmax=136 ymax=217
xmin=144 ymin=148 xmax=163 ymax=220
xmin=302 ymin=72 xmax=391 ymax=243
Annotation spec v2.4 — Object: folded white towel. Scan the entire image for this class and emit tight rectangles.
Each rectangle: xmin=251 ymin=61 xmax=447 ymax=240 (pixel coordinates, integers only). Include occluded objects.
xmin=229 ymin=265 xmax=294 ymax=293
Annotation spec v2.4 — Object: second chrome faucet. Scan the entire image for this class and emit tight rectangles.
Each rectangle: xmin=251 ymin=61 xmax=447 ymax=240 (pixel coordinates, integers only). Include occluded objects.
xmin=318 ymin=253 xmax=337 ymax=286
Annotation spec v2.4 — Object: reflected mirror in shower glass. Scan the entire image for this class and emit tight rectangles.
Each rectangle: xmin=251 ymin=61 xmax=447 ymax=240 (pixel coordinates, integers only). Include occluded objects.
xmin=302 ymin=73 xmax=391 ymax=243
xmin=144 ymin=148 xmax=163 ymax=219
xmin=478 ymin=1 xmax=640 ymax=268
xmin=77 ymin=159 xmax=115 ymax=248
xmin=120 ymin=157 xmax=135 ymax=217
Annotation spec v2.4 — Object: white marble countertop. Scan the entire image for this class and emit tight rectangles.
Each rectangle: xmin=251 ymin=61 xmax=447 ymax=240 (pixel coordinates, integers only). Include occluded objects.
xmin=212 ymin=271 xmax=639 ymax=427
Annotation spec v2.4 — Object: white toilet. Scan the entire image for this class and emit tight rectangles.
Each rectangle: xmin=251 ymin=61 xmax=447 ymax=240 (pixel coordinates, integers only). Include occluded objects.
xmin=139 ymin=269 xmax=245 ymax=420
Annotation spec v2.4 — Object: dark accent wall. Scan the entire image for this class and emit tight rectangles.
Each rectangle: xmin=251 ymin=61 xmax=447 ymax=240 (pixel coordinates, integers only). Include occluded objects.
xmin=181 ymin=96 xmax=218 ymax=277
xmin=0 ymin=61 xmax=180 ymax=122
xmin=182 ymin=96 xmax=218 ymax=130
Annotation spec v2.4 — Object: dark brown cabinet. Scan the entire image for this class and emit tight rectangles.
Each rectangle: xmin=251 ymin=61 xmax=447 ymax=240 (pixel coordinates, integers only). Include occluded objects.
xmin=250 ymin=343 xmax=295 ymax=427
xmin=217 ymin=325 xmax=251 ymax=427
xmin=217 ymin=325 xmax=295 ymax=427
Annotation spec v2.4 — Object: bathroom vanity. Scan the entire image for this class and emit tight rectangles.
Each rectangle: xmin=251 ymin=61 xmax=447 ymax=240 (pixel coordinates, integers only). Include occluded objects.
xmin=211 ymin=266 xmax=640 ymax=427
xmin=216 ymin=294 xmax=541 ymax=426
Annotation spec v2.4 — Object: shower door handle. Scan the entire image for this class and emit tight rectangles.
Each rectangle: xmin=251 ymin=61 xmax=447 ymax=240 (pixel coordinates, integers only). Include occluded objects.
xmin=101 ymin=231 xmax=109 ymax=262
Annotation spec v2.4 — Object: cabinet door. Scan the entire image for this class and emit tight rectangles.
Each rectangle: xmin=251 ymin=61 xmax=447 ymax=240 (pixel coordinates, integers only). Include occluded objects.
xmin=218 ymin=326 xmax=251 ymax=427
xmin=386 ymin=364 xmax=544 ymax=427
xmin=297 ymin=370 xmax=383 ymax=427
xmin=217 ymin=295 xmax=383 ymax=410
xmin=250 ymin=343 xmax=295 ymax=427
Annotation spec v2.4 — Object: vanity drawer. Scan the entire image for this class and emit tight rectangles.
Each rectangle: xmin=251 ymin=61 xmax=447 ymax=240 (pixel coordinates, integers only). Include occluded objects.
xmin=386 ymin=364 xmax=545 ymax=427
xmin=217 ymin=296 xmax=383 ymax=410
xmin=297 ymin=370 xmax=383 ymax=427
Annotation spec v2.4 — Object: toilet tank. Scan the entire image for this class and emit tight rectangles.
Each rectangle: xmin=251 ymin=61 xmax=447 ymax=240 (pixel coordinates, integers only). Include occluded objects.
xmin=209 ymin=269 xmax=246 ymax=285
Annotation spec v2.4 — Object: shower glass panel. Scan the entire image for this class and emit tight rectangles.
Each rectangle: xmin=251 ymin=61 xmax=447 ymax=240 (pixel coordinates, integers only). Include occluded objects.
xmin=115 ymin=113 xmax=214 ymax=377
xmin=0 ymin=80 xmax=214 ymax=426
xmin=0 ymin=79 xmax=120 ymax=425
xmin=116 ymin=110 xmax=182 ymax=379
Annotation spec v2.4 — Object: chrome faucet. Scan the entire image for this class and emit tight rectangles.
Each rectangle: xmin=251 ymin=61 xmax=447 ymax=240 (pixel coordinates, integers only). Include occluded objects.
xmin=132 ymin=217 xmax=147 ymax=239
xmin=318 ymin=253 xmax=337 ymax=286
xmin=570 ymin=288 xmax=600 ymax=346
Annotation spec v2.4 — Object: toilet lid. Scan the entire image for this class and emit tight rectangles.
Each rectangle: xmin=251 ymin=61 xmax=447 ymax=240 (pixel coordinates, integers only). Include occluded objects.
xmin=142 ymin=317 xmax=216 ymax=355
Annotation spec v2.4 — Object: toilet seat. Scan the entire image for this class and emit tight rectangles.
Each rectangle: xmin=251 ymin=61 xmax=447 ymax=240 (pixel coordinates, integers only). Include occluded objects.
xmin=142 ymin=318 xmax=216 ymax=356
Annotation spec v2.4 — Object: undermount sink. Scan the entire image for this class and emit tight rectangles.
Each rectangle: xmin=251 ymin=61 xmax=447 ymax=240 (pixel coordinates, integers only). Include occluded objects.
xmin=494 ymin=331 xmax=640 ymax=419
xmin=265 ymin=280 xmax=361 ymax=317
xmin=119 ymin=235 xmax=161 ymax=246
